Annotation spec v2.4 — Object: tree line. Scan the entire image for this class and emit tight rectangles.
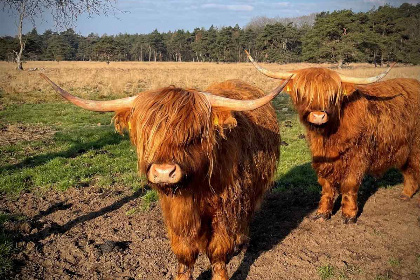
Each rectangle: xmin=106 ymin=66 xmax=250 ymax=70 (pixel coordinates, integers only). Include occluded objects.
xmin=1 ymin=3 xmax=419 ymax=65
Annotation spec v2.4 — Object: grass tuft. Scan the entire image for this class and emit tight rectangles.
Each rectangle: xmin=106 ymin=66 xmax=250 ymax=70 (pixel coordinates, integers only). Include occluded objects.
xmin=388 ymin=257 xmax=401 ymax=267
xmin=141 ymin=189 xmax=159 ymax=211
xmin=318 ymin=264 xmax=335 ymax=280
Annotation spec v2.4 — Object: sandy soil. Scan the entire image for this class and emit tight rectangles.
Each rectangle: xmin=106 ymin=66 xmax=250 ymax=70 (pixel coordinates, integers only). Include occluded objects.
xmin=1 ymin=183 xmax=419 ymax=280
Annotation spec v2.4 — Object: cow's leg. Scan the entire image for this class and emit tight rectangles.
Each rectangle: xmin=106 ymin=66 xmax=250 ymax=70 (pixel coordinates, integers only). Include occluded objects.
xmin=313 ymin=177 xmax=336 ymax=220
xmin=169 ymin=230 xmax=198 ymax=280
xmin=340 ymin=174 xmax=363 ymax=224
xmin=206 ymin=219 xmax=234 ymax=280
xmin=401 ymin=154 xmax=420 ymax=200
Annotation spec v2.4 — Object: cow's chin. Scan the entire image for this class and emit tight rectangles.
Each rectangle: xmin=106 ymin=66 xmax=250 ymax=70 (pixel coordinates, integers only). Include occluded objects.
xmin=148 ymin=175 xmax=191 ymax=195
xmin=307 ymin=120 xmax=328 ymax=127
xmin=152 ymin=182 xmax=182 ymax=194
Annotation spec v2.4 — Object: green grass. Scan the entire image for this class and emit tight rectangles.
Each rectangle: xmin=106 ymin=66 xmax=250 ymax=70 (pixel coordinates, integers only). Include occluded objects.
xmin=141 ymin=189 xmax=159 ymax=210
xmin=125 ymin=190 xmax=159 ymax=214
xmin=0 ymin=103 xmax=142 ymax=195
xmin=318 ymin=264 xmax=335 ymax=280
xmin=388 ymin=257 xmax=401 ymax=267
xmin=0 ymin=103 xmax=112 ymax=128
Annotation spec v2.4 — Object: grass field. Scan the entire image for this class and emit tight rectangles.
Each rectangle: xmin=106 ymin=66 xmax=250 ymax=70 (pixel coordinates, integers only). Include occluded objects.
xmin=0 ymin=61 xmax=419 ymax=278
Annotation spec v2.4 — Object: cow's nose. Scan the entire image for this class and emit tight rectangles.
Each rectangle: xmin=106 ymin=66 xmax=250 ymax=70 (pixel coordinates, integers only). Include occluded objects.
xmin=308 ymin=111 xmax=328 ymax=125
xmin=148 ymin=163 xmax=182 ymax=184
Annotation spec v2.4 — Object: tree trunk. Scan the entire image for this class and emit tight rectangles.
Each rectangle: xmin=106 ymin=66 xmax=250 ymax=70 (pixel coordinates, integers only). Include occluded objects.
xmin=15 ymin=1 xmax=26 ymax=70
xmin=148 ymin=45 xmax=151 ymax=62
xmin=140 ymin=45 xmax=143 ymax=61
xmin=337 ymin=58 xmax=343 ymax=69
xmin=373 ymin=50 xmax=377 ymax=67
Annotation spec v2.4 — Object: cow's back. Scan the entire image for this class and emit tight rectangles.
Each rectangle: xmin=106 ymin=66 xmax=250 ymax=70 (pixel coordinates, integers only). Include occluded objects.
xmin=323 ymin=78 xmax=420 ymax=176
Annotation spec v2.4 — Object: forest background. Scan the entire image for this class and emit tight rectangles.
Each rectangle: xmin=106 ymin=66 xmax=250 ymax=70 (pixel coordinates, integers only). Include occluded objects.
xmin=1 ymin=3 xmax=419 ymax=66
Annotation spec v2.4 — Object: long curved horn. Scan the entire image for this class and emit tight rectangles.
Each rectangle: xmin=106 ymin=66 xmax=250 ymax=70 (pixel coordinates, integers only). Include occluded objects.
xmin=40 ymin=73 xmax=137 ymax=112
xmin=338 ymin=62 xmax=396 ymax=84
xmin=245 ymin=50 xmax=395 ymax=85
xmin=245 ymin=50 xmax=294 ymax=79
xmin=201 ymin=75 xmax=292 ymax=111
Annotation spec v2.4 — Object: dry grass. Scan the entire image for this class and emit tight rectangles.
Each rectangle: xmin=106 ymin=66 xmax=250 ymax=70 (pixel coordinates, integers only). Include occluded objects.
xmin=0 ymin=61 xmax=419 ymax=104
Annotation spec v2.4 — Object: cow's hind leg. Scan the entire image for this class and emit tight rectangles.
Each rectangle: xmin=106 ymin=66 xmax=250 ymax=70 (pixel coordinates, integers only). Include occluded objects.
xmin=313 ymin=177 xmax=336 ymax=220
xmin=401 ymin=152 xmax=420 ymax=201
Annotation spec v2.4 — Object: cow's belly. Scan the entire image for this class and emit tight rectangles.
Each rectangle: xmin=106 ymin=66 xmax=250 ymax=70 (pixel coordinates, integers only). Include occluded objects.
xmin=368 ymin=144 xmax=410 ymax=176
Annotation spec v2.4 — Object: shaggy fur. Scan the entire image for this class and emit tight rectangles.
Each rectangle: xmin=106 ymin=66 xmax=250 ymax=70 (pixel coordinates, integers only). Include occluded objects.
xmin=114 ymin=80 xmax=280 ymax=279
xmin=284 ymin=68 xmax=420 ymax=223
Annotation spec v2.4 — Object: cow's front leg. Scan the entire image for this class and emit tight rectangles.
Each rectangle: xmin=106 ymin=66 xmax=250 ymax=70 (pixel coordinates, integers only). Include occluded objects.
xmin=340 ymin=175 xmax=362 ymax=224
xmin=313 ymin=177 xmax=336 ymax=220
xmin=169 ymin=229 xmax=199 ymax=280
xmin=206 ymin=218 xmax=234 ymax=280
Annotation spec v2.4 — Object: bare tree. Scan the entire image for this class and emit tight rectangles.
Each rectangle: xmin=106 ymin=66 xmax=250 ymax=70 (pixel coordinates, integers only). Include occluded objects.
xmin=1 ymin=0 xmax=117 ymax=70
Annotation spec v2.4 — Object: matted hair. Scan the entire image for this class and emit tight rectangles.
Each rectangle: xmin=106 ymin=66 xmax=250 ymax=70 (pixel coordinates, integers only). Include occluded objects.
xmin=114 ymin=86 xmax=216 ymax=179
xmin=289 ymin=68 xmax=345 ymax=110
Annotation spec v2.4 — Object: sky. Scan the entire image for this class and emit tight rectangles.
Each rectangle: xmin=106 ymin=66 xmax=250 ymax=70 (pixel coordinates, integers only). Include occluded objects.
xmin=0 ymin=0 xmax=418 ymax=37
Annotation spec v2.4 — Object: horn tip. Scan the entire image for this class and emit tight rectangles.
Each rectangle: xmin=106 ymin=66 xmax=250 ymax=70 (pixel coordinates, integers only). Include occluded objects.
xmin=39 ymin=73 xmax=51 ymax=83
xmin=389 ymin=62 xmax=397 ymax=71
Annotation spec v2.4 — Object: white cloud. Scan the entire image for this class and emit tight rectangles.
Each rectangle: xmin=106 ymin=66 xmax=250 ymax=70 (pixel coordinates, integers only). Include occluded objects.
xmin=270 ymin=2 xmax=291 ymax=7
xmin=201 ymin=3 xmax=254 ymax=11
xmin=363 ymin=0 xmax=386 ymax=4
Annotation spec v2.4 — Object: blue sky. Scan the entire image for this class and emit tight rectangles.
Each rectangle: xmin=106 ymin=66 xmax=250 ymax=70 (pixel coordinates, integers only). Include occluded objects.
xmin=0 ymin=0 xmax=417 ymax=36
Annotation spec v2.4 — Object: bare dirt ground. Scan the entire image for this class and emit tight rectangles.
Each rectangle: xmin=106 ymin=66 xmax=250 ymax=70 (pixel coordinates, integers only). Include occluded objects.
xmin=0 ymin=124 xmax=56 ymax=147
xmin=1 ymin=181 xmax=419 ymax=280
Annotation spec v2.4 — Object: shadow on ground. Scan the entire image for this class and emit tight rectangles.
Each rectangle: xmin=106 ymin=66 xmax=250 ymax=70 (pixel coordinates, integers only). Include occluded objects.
xmin=24 ymin=188 xmax=145 ymax=244
xmin=0 ymin=128 xmax=124 ymax=173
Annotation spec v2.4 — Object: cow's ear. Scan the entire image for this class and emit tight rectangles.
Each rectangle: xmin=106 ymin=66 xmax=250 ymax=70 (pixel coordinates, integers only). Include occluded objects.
xmin=212 ymin=109 xmax=237 ymax=136
xmin=341 ymin=82 xmax=357 ymax=97
xmin=113 ymin=109 xmax=132 ymax=134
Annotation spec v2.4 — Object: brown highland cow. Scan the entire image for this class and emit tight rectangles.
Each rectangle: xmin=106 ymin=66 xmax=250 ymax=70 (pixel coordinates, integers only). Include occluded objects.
xmin=40 ymin=73 xmax=290 ymax=280
xmin=246 ymin=51 xmax=420 ymax=223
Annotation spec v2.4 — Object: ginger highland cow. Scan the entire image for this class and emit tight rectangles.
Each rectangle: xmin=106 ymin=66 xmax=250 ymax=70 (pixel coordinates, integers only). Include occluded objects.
xmin=246 ymin=51 xmax=420 ymax=223
xmin=41 ymin=73 xmax=290 ymax=280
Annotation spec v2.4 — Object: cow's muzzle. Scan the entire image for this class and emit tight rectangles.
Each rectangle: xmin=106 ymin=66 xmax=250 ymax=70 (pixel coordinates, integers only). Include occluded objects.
xmin=147 ymin=163 xmax=183 ymax=184
xmin=307 ymin=111 xmax=328 ymax=125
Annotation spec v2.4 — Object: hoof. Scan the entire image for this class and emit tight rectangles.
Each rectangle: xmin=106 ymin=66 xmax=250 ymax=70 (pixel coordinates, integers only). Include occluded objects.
xmin=312 ymin=212 xmax=331 ymax=221
xmin=399 ymin=194 xmax=410 ymax=201
xmin=342 ymin=216 xmax=357 ymax=224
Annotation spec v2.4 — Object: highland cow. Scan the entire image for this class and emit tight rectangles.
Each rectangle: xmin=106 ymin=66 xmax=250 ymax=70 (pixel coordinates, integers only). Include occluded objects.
xmin=40 ymin=73 xmax=290 ymax=280
xmin=246 ymin=51 xmax=420 ymax=223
